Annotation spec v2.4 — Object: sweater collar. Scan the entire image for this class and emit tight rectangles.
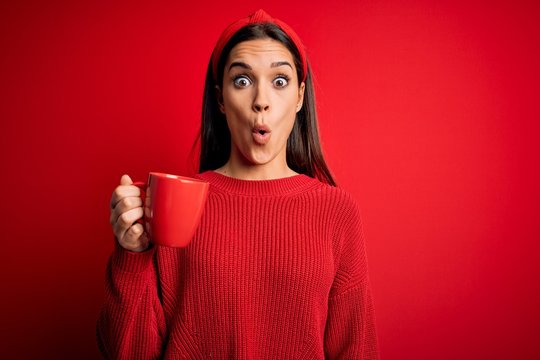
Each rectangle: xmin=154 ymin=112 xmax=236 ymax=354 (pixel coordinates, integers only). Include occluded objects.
xmin=195 ymin=170 xmax=321 ymax=196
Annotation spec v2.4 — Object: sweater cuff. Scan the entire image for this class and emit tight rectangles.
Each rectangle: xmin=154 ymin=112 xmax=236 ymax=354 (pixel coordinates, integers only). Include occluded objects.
xmin=111 ymin=242 xmax=156 ymax=274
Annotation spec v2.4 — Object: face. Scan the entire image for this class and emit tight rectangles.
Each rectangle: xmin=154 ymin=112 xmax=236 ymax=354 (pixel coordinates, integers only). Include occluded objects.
xmin=216 ymin=38 xmax=305 ymax=168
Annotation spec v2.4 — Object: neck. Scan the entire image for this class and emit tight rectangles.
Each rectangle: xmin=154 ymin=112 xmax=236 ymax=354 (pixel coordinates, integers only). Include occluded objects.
xmin=215 ymin=150 xmax=297 ymax=181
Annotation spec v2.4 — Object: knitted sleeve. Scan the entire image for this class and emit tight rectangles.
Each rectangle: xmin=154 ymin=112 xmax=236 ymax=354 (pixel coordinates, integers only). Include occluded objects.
xmin=96 ymin=243 xmax=167 ymax=360
xmin=324 ymin=195 xmax=379 ymax=359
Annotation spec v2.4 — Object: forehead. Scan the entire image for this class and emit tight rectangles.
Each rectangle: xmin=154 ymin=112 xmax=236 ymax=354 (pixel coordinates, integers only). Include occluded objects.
xmin=226 ymin=38 xmax=295 ymax=65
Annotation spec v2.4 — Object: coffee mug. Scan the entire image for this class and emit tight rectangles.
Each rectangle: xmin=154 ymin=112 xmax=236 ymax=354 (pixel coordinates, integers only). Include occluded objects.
xmin=134 ymin=172 xmax=209 ymax=247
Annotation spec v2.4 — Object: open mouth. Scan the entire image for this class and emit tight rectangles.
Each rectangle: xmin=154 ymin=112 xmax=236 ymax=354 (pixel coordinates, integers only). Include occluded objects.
xmin=252 ymin=125 xmax=271 ymax=145
xmin=253 ymin=124 xmax=271 ymax=134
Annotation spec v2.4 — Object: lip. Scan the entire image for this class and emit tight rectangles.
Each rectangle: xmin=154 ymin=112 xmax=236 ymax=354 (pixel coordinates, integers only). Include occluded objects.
xmin=252 ymin=124 xmax=272 ymax=145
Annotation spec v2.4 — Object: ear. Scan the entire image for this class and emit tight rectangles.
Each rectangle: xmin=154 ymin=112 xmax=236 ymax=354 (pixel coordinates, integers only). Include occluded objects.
xmin=296 ymin=82 xmax=306 ymax=113
xmin=215 ymin=85 xmax=225 ymax=114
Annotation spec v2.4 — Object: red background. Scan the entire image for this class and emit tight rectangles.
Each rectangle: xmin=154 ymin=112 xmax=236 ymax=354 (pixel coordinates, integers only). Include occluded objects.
xmin=1 ymin=0 xmax=539 ymax=359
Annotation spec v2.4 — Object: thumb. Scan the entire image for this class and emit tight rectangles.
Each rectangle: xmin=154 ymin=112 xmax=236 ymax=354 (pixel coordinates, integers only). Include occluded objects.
xmin=120 ymin=174 xmax=133 ymax=186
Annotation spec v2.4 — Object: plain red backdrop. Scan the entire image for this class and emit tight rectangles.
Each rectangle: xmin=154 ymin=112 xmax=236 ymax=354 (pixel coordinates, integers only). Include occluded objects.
xmin=1 ymin=0 xmax=539 ymax=358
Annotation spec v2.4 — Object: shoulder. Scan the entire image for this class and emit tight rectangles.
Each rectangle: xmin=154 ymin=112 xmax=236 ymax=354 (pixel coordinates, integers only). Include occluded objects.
xmin=311 ymin=180 xmax=361 ymax=214
xmin=299 ymin=178 xmax=364 ymax=233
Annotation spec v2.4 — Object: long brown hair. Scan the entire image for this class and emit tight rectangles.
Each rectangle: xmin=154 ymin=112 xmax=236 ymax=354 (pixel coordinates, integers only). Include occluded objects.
xmin=194 ymin=23 xmax=336 ymax=186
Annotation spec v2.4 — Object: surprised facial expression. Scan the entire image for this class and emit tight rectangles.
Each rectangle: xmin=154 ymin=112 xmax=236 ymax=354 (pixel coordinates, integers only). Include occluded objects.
xmin=217 ymin=38 xmax=305 ymax=167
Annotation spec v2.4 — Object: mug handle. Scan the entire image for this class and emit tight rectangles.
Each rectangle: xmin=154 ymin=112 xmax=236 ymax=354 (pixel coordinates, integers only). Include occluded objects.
xmin=132 ymin=181 xmax=147 ymax=226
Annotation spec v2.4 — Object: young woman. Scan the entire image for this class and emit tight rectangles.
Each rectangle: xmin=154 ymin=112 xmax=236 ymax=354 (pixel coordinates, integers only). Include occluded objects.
xmin=99 ymin=9 xmax=379 ymax=359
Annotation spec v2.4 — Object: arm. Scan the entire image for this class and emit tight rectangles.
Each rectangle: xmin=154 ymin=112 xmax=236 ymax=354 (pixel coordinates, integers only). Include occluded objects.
xmin=324 ymin=196 xmax=379 ymax=359
xmin=96 ymin=244 xmax=167 ymax=360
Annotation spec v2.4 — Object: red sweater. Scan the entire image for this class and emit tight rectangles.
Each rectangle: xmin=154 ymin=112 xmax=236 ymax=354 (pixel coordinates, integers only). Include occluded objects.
xmin=97 ymin=171 xmax=379 ymax=359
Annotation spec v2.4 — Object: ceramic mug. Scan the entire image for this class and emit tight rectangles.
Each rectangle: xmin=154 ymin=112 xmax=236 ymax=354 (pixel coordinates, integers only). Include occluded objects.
xmin=134 ymin=172 xmax=209 ymax=247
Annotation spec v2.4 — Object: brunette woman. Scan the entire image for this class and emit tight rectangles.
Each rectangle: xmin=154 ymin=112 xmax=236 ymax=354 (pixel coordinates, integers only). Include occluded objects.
xmin=99 ymin=9 xmax=379 ymax=359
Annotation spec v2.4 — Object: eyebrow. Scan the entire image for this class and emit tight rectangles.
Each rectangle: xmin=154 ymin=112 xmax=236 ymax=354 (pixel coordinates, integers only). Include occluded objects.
xmin=228 ymin=61 xmax=293 ymax=72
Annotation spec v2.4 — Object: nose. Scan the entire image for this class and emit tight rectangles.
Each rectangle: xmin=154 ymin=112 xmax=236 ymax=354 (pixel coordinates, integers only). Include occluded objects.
xmin=253 ymin=102 xmax=269 ymax=112
xmin=252 ymin=85 xmax=270 ymax=113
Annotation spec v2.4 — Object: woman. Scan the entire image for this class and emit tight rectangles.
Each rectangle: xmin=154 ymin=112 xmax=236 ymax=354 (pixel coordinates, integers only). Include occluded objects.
xmin=99 ymin=9 xmax=379 ymax=359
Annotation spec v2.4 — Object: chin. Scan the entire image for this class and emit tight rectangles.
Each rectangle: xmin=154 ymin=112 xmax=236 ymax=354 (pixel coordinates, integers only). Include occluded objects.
xmin=243 ymin=147 xmax=277 ymax=166
xmin=247 ymin=153 xmax=274 ymax=166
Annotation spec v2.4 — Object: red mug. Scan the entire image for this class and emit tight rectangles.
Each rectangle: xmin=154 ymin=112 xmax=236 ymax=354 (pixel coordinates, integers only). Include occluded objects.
xmin=134 ymin=172 xmax=209 ymax=248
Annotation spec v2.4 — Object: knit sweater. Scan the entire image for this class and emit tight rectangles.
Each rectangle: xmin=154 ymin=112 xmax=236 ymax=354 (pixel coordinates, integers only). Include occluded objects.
xmin=97 ymin=171 xmax=379 ymax=359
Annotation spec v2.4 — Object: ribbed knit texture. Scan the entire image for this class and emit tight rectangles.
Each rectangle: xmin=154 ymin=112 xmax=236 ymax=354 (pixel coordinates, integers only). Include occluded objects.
xmin=97 ymin=171 xmax=379 ymax=359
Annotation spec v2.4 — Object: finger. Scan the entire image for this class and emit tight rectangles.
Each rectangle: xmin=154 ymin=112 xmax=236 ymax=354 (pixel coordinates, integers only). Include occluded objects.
xmin=120 ymin=174 xmax=133 ymax=186
xmin=109 ymin=174 xmax=136 ymax=209
xmin=120 ymin=224 xmax=150 ymax=252
xmin=134 ymin=231 xmax=150 ymax=252
xmin=110 ymin=184 xmax=141 ymax=210
xmin=109 ymin=196 xmax=143 ymax=225
xmin=120 ymin=223 xmax=145 ymax=250
xmin=113 ymin=207 xmax=144 ymax=241
xmin=114 ymin=206 xmax=143 ymax=238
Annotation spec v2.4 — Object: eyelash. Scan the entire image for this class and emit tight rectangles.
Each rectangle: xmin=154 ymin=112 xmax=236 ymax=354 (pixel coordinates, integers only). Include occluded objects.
xmin=233 ymin=73 xmax=290 ymax=88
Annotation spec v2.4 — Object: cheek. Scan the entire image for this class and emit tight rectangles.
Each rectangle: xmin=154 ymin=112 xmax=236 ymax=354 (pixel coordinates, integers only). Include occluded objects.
xmin=223 ymin=91 xmax=248 ymax=118
xmin=281 ymin=88 xmax=300 ymax=112
xmin=222 ymin=98 xmax=242 ymax=126
xmin=274 ymin=110 xmax=297 ymax=143
xmin=284 ymin=112 xmax=297 ymax=136
xmin=278 ymin=96 xmax=298 ymax=124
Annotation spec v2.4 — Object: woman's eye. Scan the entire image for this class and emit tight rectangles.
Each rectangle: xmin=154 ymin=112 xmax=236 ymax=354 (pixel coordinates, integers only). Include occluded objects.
xmin=273 ymin=76 xmax=289 ymax=88
xmin=233 ymin=76 xmax=251 ymax=87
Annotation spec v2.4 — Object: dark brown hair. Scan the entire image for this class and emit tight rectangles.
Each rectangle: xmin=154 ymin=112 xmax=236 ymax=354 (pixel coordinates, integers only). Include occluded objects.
xmin=194 ymin=23 xmax=336 ymax=186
